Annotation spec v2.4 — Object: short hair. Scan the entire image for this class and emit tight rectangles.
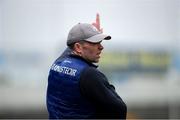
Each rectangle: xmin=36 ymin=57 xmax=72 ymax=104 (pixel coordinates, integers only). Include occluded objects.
xmin=68 ymin=41 xmax=86 ymax=50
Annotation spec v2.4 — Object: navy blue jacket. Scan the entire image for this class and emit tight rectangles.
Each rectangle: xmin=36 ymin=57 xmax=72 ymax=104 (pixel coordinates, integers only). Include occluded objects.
xmin=46 ymin=48 xmax=127 ymax=119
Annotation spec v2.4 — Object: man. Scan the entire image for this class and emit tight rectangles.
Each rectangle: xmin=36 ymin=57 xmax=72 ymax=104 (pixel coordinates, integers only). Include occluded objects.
xmin=46 ymin=18 xmax=127 ymax=119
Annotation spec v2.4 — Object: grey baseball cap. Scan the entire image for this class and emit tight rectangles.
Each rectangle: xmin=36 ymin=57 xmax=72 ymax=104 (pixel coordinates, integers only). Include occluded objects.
xmin=67 ymin=23 xmax=111 ymax=46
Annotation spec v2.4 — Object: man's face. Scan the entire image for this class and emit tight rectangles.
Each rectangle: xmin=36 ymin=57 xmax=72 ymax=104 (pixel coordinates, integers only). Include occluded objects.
xmin=80 ymin=41 xmax=104 ymax=63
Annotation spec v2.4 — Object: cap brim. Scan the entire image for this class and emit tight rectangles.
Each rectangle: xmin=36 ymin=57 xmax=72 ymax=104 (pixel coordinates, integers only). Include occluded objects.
xmin=85 ymin=33 xmax=111 ymax=43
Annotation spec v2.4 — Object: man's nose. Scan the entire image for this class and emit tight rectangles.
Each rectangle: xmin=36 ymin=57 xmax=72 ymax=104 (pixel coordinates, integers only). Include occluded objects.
xmin=98 ymin=43 xmax=104 ymax=50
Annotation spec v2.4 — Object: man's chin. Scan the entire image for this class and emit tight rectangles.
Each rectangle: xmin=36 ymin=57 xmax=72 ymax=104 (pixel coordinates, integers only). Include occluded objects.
xmin=93 ymin=59 xmax=99 ymax=63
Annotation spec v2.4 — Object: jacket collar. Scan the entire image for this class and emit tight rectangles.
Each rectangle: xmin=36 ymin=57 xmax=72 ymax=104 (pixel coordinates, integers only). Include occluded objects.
xmin=69 ymin=54 xmax=98 ymax=68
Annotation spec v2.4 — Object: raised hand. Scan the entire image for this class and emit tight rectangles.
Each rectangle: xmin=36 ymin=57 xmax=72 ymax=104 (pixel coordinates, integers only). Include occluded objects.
xmin=92 ymin=13 xmax=103 ymax=33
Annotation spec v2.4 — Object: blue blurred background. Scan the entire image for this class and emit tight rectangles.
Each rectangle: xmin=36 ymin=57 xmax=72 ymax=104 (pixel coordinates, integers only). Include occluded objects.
xmin=0 ymin=0 xmax=180 ymax=119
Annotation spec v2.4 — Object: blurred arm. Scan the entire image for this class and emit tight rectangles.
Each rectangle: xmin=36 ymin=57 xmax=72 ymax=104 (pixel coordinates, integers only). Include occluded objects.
xmin=80 ymin=67 xmax=127 ymax=119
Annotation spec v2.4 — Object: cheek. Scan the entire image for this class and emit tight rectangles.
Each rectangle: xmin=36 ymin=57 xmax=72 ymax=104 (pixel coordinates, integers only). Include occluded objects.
xmin=82 ymin=45 xmax=98 ymax=56
xmin=83 ymin=50 xmax=93 ymax=56
xmin=83 ymin=46 xmax=94 ymax=54
xmin=88 ymin=49 xmax=97 ymax=55
xmin=89 ymin=49 xmax=95 ymax=54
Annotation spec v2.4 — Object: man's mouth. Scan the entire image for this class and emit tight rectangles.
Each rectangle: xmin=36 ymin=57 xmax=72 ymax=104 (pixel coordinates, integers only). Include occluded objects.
xmin=97 ymin=52 xmax=101 ymax=55
xmin=97 ymin=52 xmax=101 ymax=58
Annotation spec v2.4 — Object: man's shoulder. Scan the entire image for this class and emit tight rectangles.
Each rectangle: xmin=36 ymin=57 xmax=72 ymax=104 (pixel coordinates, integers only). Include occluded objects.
xmin=81 ymin=66 xmax=105 ymax=80
xmin=82 ymin=66 xmax=99 ymax=74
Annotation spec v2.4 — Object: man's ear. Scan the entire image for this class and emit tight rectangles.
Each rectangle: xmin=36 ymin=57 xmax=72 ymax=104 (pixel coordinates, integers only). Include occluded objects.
xmin=74 ymin=42 xmax=83 ymax=54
